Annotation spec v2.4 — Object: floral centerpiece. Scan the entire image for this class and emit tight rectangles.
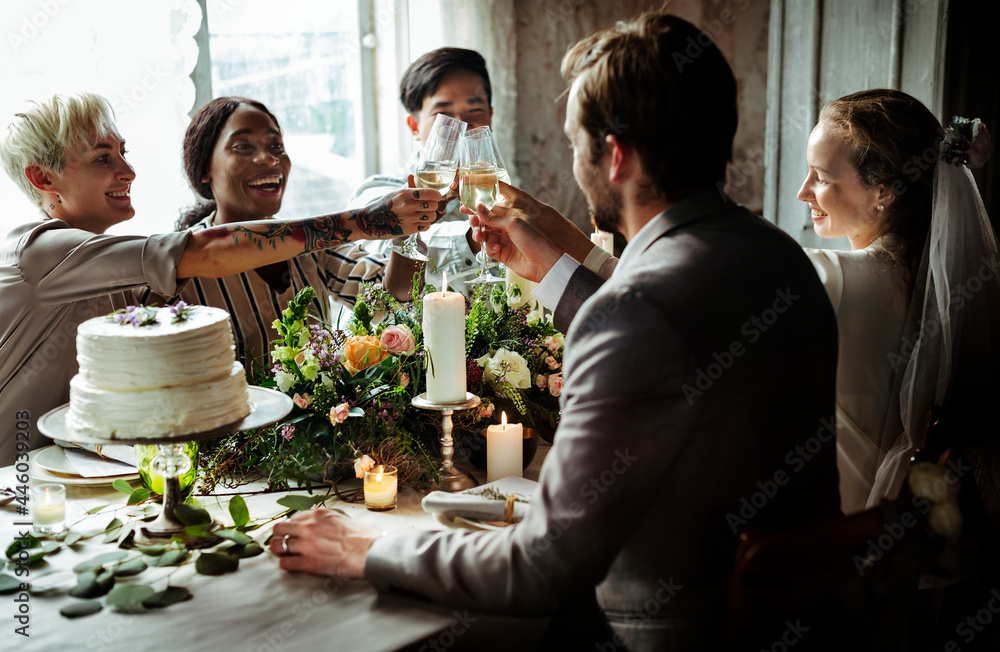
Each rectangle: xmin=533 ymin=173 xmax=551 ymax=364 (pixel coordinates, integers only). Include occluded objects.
xmin=201 ymin=279 xmax=563 ymax=492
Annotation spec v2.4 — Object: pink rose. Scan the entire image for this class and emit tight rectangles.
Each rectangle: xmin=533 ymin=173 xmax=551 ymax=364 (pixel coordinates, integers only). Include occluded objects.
xmin=398 ymin=372 xmax=410 ymax=389
xmin=478 ymin=401 xmax=495 ymax=420
xmin=545 ymin=355 xmax=560 ymax=371
xmin=544 ymin=336 xmax=560 ymax=354
xmin=536 ymin=373 xmax=548 ymax=390
xmin=353 ymin=454 xmax=375 ymax=479
xmin=379 ymin=324 xmax=416 ymax=355
xmin=329 ymin=402 xmax=350 ymax=425
xmin=547 ymin=373 xmax=563 ymax=397
xmin=292 ymin=392 xmax=312 ymax=409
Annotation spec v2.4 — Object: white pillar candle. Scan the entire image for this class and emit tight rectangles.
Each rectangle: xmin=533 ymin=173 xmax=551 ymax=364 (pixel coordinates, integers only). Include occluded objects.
xmin=30 ymin=483 xmax=66 ymax=532
xmin=591 ymin=230 xmax=615 ymax=254
xmin=422 ymin=271 xmax=467 ymax=403
xmin=487 ymin=412 xmax=523 ymax=482
xmin=505 ymin=269 xmax=539 ymax=311
xmin=364 ymin=465 xmax=398 ymax=511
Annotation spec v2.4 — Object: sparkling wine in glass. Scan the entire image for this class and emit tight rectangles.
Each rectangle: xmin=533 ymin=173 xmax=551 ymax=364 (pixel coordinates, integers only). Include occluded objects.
xmin=391 ymin=114 xmax=467 ymax=260
xmin=460 ymin=128 xmax=505 ymax=285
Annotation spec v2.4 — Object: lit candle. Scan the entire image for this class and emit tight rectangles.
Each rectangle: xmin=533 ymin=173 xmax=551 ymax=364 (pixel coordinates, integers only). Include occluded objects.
xmin=364 ymin=465 xmax=398 ymax=512
xmin=591 ymin=230 xmax=614 ymax=254
xmin=30 ymin=484 xmax=66 ymax=533
xmin=422 ymin=270 xmax=467 ymax=402
xmin=486 ymin=412 xmax=523 ymax=482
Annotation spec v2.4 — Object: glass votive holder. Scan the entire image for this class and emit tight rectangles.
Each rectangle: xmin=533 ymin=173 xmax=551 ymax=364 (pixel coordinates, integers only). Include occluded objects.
xmin=364 ymin=465 xmax=398 ymax=512
xmin=30 ymin=483 xmax=66 ymax=534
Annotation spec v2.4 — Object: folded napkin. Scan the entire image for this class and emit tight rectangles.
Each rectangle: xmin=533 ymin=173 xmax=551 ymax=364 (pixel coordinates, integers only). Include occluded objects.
xmin=422 ymin=476 xmax=538 ymax=524
xmin=54 ymin=441 xmax=137 ymax=477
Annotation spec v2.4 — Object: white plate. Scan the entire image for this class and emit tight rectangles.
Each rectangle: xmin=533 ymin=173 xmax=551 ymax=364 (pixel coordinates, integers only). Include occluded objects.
xmin=30 ymin=447 xmax=139 ymax=486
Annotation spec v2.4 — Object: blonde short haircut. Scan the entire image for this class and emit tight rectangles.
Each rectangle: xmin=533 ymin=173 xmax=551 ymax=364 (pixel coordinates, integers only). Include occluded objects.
xmin=0 ymin=92 xmax=120 ymax=207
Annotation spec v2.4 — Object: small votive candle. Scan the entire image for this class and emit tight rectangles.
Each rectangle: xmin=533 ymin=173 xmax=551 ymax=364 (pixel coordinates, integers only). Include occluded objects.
xmin=30 ymin=484 xmax=66 ymax=533
xmin=364 ymin=465 xmax=398 ymax=512
xmin=486 ymin=412 xmax=523 ymax=483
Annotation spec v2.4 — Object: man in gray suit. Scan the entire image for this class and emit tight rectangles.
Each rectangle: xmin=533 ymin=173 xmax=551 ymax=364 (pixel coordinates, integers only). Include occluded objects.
xmin=271 ymin=11 xmax=841 ymax=650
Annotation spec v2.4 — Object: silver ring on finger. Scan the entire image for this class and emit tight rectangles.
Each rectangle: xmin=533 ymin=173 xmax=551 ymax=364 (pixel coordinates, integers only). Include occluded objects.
xmin=282 ymin=534 xmax=291 ymax=555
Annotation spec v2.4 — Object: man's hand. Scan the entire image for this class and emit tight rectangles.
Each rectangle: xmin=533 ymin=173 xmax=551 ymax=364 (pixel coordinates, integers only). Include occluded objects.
xmin=270 ymin=508 xmax=384 ymax=578
xmin=471 ymin=202 xmax=562 ymax=282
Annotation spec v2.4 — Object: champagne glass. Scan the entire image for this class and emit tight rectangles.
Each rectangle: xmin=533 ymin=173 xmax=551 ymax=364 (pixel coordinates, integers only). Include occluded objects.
xmin=460 ymin=127 xmax=505 ymax=285
xmin=391 ymin=114 xmax=467 ymax=261
xmin=466 ymin=126 xmax=510 ymax=185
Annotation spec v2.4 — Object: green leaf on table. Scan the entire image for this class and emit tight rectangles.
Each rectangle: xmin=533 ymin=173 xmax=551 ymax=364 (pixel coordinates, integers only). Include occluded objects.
xmin=40 ymin=540 xmax=62 ymax=554
xmin=142 ymin=586 xmax=191 ymax=609
xmin=5 ymin=534 xmax=41 ymax=560
xmin=112 ymin=479 xmax=134 ymax=495
xmin=127 ymin=488 xmax=151 ymax=506
xmin=173 ymin=504 xmax=212 ymax=526
xmin=68 ymin=570 xmax=116 ymax=598
xmin=135 ymin=544 xmax=167 ymax=556
xmin=106 ymin=584 xmax=155 ymax=613
xmin=60 ymin=601 xmax=103 ymax=618
xmin=0 ymin=574 xmax=22 ymax=594
xmin=102 ymin=518 xmax=123 ymax=544
xmin=195 ymin=552 xmax=238 ymax=576
xmin=86 ymin=504 xmax=109 ymax=515
xmin=224 ymin=543 xmax=263 ymax=559
xmin=73 ymin=550 xmax=127 ymax=573
xmin=182 ymin=524 xmax=212 ymax=539
xmin=144 ymin=548 xmax=189 ymax=567
xmin=228 ymin=494 xmax=249 ymax=528
xmin=276 ymin=494 xmax=329 ymax=512
xmin=112 ymin=557 xmax=147 ymax=577
xmin=64 ymin=532 xmax=83 ymax=547
xmin=216 ymin=528 xmax=253 ymax=545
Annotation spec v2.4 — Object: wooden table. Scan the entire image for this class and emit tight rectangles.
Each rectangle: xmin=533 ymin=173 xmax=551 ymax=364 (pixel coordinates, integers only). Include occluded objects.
xmin=0 ymin=442 xmax=552 ymax=651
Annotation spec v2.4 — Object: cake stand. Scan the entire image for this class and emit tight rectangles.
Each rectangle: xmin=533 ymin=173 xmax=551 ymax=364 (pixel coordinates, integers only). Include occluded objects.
xmin=412 ymin=392 xmax=481 ymax=492
xmin=38 ymin=386 xmax=293 ymax=541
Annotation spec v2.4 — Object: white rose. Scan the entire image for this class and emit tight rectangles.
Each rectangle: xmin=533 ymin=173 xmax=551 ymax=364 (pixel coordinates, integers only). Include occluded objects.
xmin=928 ymin=499 xmax=963 ymax=540
xmin=492 ymin=348 xmax=531 ymax=389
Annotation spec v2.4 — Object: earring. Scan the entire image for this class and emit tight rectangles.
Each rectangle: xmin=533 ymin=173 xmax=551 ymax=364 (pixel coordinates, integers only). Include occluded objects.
xmin=876 ymin=205 xmax=884 ymax=211
xmin=56 ymin=194 xmax=62 ymax=204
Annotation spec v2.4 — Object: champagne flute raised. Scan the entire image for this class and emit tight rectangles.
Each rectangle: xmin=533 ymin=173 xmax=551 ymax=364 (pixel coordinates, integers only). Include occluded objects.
xmin=460 ymin=127 xmax=505 ymax=286
xmin=391 ymin=114 xmax=467 ymax=261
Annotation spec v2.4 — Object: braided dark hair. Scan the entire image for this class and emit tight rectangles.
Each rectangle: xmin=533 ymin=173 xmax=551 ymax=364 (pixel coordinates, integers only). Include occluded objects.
xmin=175 ymin=97 xmax=282 ymax=230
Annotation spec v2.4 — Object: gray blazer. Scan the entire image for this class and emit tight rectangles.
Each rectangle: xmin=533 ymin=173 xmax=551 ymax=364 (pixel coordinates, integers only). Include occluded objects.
xmin=366 ymin=191 xmax=841 ymax=650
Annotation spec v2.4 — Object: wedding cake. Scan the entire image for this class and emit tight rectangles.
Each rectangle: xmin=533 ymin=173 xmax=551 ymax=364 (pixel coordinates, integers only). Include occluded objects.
xmin=67 ymin=304 xmax=250 ymax=439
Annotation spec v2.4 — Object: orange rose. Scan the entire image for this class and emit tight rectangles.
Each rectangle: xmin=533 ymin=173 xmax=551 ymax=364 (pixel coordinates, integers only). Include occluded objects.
xmin=343 ymin=335 xmax=389 ymax=374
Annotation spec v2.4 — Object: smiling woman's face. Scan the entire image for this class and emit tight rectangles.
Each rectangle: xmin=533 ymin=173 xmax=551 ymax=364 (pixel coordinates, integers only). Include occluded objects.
xmin=202 ymin=104 xmax=291 ymax=223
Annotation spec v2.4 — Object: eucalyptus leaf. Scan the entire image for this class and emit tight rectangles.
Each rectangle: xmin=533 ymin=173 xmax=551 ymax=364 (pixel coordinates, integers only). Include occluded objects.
xmin=112 ymin=558 xmax=147 ymax=577
xmin=5 ymin=534 xmax=41 ymax=560
xmin=0 ymin=574 xmax=22 ymax=594
xmin=135 ymin=545 xmax=167 ymax=556
xmin=144 ymin=548 xmax=189 ymax=567
xmin=86 ymin=505 xmax=108 ymax=515
xmin=182 ymin=524 xmax=212 ymax=538
xmin=195 ymin=552 xmax=238 ymax=576
xmin=102 ymin=518 xmax=123 ymax=544
xmin=173 ymin=504 xmax=212 ymax=526
xmin=228 ymin=495 xmax=249 ymax=528
xmin=40 ymin=540 xmax=62 ymax=554
xmin=68 ymin=570 xmax=115 ymax=598
xmin=73 ymin=550 xmax=127 ymax=573
xmin=63 ymin=532 xmax=83 ymax=547
xmin=127 ymin=488 xmax=151 ymax=506
xmin=225 ymin=543 xmax=263 ymax=559
xmin=112 ymin=479 xmax=134 ymax=495
xmin=60 ymin=601 xmax=103 ymax=618
xmin=276 ymin=494 xmax=328 ymax=512
xmin=216 ymin=529 xmax=253 ymax=545
xmin=106 ymin=584 xmax=155 ymax=613
xmin=142 ymin=586 xmax=191 ymax=609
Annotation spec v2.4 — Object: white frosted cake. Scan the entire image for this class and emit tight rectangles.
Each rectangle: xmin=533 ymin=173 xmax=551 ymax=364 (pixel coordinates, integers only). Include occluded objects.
xmin=67 ymin=305 xmax=250 ymax=440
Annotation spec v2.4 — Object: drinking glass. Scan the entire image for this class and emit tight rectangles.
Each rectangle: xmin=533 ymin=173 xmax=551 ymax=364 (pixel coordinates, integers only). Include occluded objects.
xmin=391 ymin=114 xmax=467 ymax=261
xmin=460 ymin=127 xmax=505 ymax=285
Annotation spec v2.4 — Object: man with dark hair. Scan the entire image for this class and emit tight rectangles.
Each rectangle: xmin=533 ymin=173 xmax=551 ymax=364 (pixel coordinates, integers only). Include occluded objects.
xmin=273 ymin=13 xmax=841 ymax=650
xmin=351 ymin=47 xmax=494 ymax=291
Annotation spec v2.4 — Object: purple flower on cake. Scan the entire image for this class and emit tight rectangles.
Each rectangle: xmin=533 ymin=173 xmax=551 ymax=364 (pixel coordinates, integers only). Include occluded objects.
xmin=169 ymin=301 xmax=192 ymax=323
xmin=110 ymin=305 xmax=158 ymax=327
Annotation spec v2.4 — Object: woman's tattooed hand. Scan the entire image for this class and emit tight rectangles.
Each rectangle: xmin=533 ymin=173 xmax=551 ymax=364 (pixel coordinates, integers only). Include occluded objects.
xmin=355 ymin=198 xmax=403 ymax=238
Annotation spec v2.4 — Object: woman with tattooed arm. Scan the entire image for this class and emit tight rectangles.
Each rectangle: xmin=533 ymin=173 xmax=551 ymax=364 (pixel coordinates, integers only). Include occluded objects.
xmin=170 ymin=97 xmax=427 ymax=363
xmin=0 ymin=92 xmax=438 ymax=464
